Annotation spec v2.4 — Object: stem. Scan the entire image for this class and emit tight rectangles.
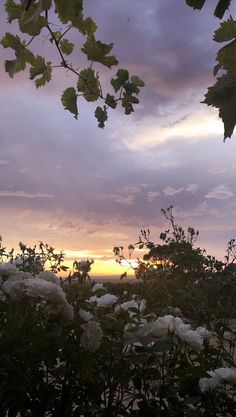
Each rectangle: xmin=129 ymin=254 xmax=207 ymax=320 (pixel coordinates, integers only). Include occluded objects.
xmin=46 ymin=16 xmax=104 ymax=100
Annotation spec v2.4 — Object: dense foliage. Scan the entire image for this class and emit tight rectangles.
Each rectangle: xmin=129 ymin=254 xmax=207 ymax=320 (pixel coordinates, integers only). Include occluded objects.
xmin=2 ymin=1 xmax=236 ymax=138
xmin=186 ymin=0 xmax=236 ymax=140
xmin=1 ymin=0 xmax=144 ymax=127
xmin=0 ymin=210 xmax=235 ymax=416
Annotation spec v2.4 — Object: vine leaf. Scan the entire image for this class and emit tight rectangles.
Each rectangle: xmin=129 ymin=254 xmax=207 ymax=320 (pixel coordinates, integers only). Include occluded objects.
xmin=214 ymin=18 xmax=236 ymax=42
xmin=214 ymin=0 xmax=232 ymax=19
xmin=77 ymin=68 xmax=100 ymax=101
xmin=217 ymin=39 xmax=236 ymax=77
xmin=95 ymin=106 xmax=108 ymax=128
xmin=5 ymin=0 xmax=24 ymax=23
xmin=60 ymin=38 xmax=74 ymax=55
xmin=82 ymin=34 xmax=118 ymax=68
xmin=1 ymin=32 xmax=34 ymax=77
xmin=203 ymin=73 xmax=236 ymax=140
xmin=105 ymin=93 xmax=117 ymax=109
xmin=19 ymin=3 xmax=47 ymax=36
xmin=29 ymin=55 xmax=52 ymax=88
xmin=61 ymin=87 xmax=78 ymax=119
xmin=55 ymin=0 xmax=96 ymax=34
xmin=111 ymin=69 xmax=129 ymax=92
xmin=185 ymin=0 xmax=206 ymax=10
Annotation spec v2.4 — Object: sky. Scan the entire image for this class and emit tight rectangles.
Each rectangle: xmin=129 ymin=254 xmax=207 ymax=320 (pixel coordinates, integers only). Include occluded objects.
xmin=1 ymin=0 xmax=236 ymax=277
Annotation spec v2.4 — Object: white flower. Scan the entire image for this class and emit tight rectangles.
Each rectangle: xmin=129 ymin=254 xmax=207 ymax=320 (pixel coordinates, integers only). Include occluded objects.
xmin=195 ymin=326 xmax=211 ymax=339
xmin=87 ymin=295 xmax=98 ymax=304
xmin=2 ymin=276 xmax=74 ymax=320
xmin=199 ymin=368 xmax=236 ymax=393
xmin=79 ymin=308 xmax=93 ymax=321
xmin=174 ymin=318 xmax=203 ymax=350
xmin=2 ymin=277 xmax=26 ymax=297
xmin=199 ymin=376 xmax=220 ymax=393
xmin=124 ymin=319 xmax=154 ymax=345
xmin=151 ymin=315 xmax=175 ymax=340
xmin=96 ymin=293 xmax=118 ymax=307
xmin=92 ymin=283 xmax=105 ymax=292
xmin=80 ymin=321 xmax=103 ymax=352
xmin=38 ymin=270 xmax=60 ymax=286
xmin=116 ymin=299 xmax=146 ymax=316
xmin=0 ymin=263 xmax=18 ymax=276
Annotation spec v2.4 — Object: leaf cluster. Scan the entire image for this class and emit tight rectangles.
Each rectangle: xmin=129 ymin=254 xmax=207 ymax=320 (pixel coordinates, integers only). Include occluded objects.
xmin=1 ymin=0 xmax=145 ymax=128
xmin=186 ymin=0 xmax=236 ymax=139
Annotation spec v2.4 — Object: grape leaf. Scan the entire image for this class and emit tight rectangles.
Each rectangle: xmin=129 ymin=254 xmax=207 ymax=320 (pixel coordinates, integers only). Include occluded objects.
xmin=19 ymin=3 xmax=47 ymax=36
xmin=29 ymin=55 xmax=52 ymax=88
xmin=60 ymin=38 xmax=74 ymax=55
xmin=122 ymin=92 xmax=139 ymax=115
xmin=185 ymin=0 xmax=206 ymax=10
xmin=111 ymin=69 xmax=129 ymax=92
xmin=214 ymin=0 xmax=231 ymax=19
xmin=203 ymin=73 xmax=236 ymax=139
xmin=55 ymin=0 xmax=95 ymax=34
xmin=5 ymin=0 xmax=23 ymax=23
xmin=77 ymin=68 xmax=100 ymax=101
xmin=130 ymin=75 xmax=145 ymax=87
xmin=214 ymin=18 xmax=236 ymax=42
xmin=217 ymin=39 xmax=236 ymax=76
xmin=105 ymin=93 xmax=117 ymax=109
xmin=1 ymin=32 xmax=22 ymax=50
xmin=82 ymin=34 xmax=118 ymax=68
xmin=1 ymin=33 xmax=34 ymax=77
xmin=61 ymin=87 xmax=78 ymax=119
xmin=55 ymin=0 xmax=83 ymax=24
xmin=95 ymin=106 xmax=108 ymax=128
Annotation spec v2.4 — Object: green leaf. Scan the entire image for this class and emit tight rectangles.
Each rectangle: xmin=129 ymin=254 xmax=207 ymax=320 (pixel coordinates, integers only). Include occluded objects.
xmin=60 ymin=38 xmax=74 ymax=55
xmin=120 ymin=271 xmax=127 ymax=280
xmin=82 ymin=17 xmax=97 ymax=35
xmin=1 ymin=32 xmax=22 ymax=50
xmin=55 ymin=0 xmax=83 ymax=25
xmin=77 ymin=68 xmax=100 ymax=101
xmin=185 ymin=0 xmax=206 ymax=10
xmin=105 ymin=93 xmax=117 ymax=109
xmin=1 ymin=33 xmax=34 ymax=77
xmin=217 ymin=39 xmax=236 ymax=76
xmin=82 ymin=34 xmax=118 ymax=68
xmin=61 ymin=87 xmax=78 ymax=119
xmin=122 ymin=92 xmax=139 ymax=115
xmin=124 ymin=82 xmax=139 ymax=94
xmin=55 ymin=0 xmax=95 ymax=34
xmin=19 ymin=3 xmax=47 ymax=36
xmin=95 ymin=106 xmax=108 ymax=128
xmin=203 ymin=73 xmax=236 ymax=139
xmin=111 ymin=69 xmax=129 ymax=92
xmin=130 ymin=75 xmax=145 ymax=87
xmin=5 ymin=0 xmax=23 ymax=23
xmin=214 ymin=18 xmax=236 ymax=42
xmin=29 ymin=55 xmax=52 ymax=88
xmin=214 ymin=0 xmax=231 ymax=19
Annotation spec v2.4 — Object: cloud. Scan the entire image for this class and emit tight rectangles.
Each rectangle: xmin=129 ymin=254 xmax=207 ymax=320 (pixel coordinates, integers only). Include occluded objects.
xmin=0 ymin=191 xmax=53 ymax=198
xmin=205 ymin=185 xmax=234 ymax=200
xmin=175 ymin=201 xmax=223 ymax=219
xmin=147 ymin=191 xmax=160 ymax=202
xmin=163 ymin=186 xmax=184 ymax=196
xmin=185 ymin=183 xmax=200 ymax=193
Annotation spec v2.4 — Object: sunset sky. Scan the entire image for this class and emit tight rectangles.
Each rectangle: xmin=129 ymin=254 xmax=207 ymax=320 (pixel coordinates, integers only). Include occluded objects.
xmin=1 ymin=0 xmax=236 ymax=277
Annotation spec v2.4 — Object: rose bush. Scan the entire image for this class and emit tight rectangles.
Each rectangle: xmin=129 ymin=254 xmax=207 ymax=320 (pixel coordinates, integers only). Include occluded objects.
xmin=0 ymin=211 xmax=235 ymax=416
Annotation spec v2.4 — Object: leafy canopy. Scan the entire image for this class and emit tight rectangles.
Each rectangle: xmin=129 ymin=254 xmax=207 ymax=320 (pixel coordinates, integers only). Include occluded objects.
xmin=2 ymin=1 xmax=236 ymax=139
xmin=1 ymin=0 xmax=144 ymax=128
xmin=186 ymin=0 xmax=236 ymax=140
